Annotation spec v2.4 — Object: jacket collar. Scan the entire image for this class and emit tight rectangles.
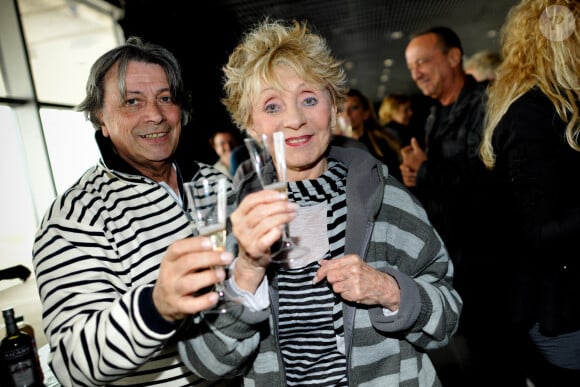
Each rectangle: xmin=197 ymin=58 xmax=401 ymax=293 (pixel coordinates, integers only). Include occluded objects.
xmin=95 ymin=130 xmax=142 ymax=176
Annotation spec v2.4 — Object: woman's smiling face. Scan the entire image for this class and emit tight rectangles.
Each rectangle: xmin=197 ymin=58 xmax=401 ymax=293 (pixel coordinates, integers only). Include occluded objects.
xmin=249 ymin=66 xmax=334 ymax=181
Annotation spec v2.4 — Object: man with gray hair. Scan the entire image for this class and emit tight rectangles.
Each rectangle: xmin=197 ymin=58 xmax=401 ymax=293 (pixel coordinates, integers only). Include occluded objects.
xmin=32 ymin=37 xmax=238 ymax=386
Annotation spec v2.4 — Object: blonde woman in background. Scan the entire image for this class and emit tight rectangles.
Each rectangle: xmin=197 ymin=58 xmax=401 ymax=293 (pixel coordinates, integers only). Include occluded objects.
xmin=378 ymin=93 xmax=415 ymax=146
xmin=480 ymin=0 xmax=580 ymax=385
xmin=463 ymin=50 xmax=501 ymax=82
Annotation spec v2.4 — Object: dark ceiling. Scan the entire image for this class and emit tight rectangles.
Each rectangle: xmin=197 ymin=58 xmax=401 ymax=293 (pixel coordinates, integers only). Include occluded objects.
xmin=108 ymin=0 xmax=520 ymax=161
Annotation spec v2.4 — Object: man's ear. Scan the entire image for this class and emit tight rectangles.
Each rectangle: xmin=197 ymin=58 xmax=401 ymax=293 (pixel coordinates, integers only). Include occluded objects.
xmin=96 ymin=112 xmax=110 ymax=137
xmin=447 ymin=47 xmax=462 ymax=68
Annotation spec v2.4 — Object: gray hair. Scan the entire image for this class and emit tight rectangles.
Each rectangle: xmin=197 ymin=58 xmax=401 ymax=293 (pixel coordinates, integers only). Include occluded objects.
xmin=76 ymin=36 xmax=191 ymax=130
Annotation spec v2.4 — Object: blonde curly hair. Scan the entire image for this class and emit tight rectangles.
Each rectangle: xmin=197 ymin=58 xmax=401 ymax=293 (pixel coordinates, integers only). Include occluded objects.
xmin=480 ymin=0 xmax=580 ymax=168
xmin=378 ymin=94 xmax=412 ymax=126
xmin=221 ymin=19 xmax=348 ymax=132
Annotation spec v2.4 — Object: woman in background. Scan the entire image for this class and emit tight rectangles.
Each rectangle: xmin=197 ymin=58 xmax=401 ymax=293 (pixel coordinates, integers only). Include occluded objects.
xmin=340 ymin=88 xmax=403 ymax=181
xmin=209 ymin=128 xmax=239 ymax=178
xmin=378 ymin=93 xmax=415 ymax=147
xmin=463 ymin=50 xmax=501 ymax=82
xmin=480 ymin=0 xmax=580 ymax=385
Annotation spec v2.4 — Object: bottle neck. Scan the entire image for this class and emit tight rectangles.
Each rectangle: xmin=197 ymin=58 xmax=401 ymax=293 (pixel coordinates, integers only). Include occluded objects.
xmin=3 ymin=308 xmax=20 ymax=337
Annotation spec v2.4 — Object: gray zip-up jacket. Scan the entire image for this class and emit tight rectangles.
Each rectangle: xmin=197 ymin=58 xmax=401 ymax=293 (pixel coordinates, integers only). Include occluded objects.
xmin=179 ymin=146 xmax=462 ymax=386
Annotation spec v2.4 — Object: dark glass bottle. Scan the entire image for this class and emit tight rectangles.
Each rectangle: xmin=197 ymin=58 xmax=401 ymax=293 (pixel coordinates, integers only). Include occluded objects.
xmin=15 ymin=315 xmax=44 ymax=383
xmin=0 ymin=308 xmax=43 ymax=386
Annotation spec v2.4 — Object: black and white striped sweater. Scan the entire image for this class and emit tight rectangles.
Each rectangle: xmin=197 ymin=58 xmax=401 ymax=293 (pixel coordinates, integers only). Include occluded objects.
xmin=32 ymin=131 xmax=236 ymax=386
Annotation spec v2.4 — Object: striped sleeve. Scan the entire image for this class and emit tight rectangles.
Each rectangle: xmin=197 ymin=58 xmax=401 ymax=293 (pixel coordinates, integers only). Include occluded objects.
xmin=366 ymin=172 xmax=462 ymax=349
xmin=32 ymin=165 xmax=215 ymax=386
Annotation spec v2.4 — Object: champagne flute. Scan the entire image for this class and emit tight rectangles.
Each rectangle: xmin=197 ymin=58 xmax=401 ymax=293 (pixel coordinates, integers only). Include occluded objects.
xmin=244 ymin=131 xmax=309 ymax=264
xmin=183 ymin=177 xmax=237 ymax=314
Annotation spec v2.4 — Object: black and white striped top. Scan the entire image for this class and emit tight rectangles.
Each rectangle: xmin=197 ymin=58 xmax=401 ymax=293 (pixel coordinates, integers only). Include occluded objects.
xmin=278 ymin=160 xmax=348 ymax=386
xmin=32 ymin=156 xmax=234 ymax=386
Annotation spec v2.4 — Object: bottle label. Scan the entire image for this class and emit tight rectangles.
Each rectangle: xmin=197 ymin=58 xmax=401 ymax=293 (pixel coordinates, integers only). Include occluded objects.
xmin=8 ymin=358 xmax=37 ymax=385
xmin=4 ymin=346 xmax=32 ymax=359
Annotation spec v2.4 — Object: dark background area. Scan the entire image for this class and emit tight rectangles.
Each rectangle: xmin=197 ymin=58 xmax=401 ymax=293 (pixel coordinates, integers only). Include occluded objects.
xmin=112 ymin=1 xmax=243 ymax=164
xmin=107 ymin=0 xmax=519 ymax=164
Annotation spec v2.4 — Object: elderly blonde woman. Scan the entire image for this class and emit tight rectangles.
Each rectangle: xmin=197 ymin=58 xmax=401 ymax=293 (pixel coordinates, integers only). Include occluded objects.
xmin=480 ymin=0 xmax=580 ymax=385
xmin=179 ymin=19 xmax=461 ymax=386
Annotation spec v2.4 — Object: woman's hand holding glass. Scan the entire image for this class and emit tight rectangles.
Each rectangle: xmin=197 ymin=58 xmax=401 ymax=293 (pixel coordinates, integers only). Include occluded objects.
xmin=243 ymin=132 xmax=309 ymax=265
xmin=228 ymin=189 xmax=298 ymax=293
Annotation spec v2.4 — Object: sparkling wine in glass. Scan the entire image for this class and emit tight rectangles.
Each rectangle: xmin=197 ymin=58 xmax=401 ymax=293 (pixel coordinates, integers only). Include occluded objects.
xmin=183 ymin=177 xmax=236 ymax=314
xmin=244 ymin=132 xmax=309 ymax=264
